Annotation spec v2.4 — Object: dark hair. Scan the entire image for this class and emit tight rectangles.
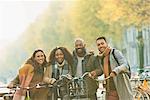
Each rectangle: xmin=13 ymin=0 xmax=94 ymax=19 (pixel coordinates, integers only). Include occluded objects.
xmin=26 ymin=49 xmax=47 ymax=68
xmin=96 ymin=36 xmax=107 ymax=42
xmin=49 ymin=47 xmax=73 ymax=66
xmin=32 ymin=49 xmax=45 ymax=58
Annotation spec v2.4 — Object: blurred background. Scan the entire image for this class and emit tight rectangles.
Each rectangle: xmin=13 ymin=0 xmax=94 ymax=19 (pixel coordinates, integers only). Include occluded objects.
xmin=0 ymin=0 xmax=150 ymax=84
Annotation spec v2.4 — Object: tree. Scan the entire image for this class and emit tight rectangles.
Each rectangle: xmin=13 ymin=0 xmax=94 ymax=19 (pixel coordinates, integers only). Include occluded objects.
xmin=96 ymin=0 xmax=150 ymax=71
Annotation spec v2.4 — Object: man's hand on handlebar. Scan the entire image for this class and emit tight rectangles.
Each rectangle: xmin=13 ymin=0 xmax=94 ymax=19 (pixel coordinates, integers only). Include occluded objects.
xmin=89 ymin=71 xmax=97 ymax=79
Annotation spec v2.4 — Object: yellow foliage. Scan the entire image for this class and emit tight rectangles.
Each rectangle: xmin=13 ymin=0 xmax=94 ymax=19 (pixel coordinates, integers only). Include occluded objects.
xmin=96 ymin=0 xmax=125 ymax=24
xmin=97 ymin=0 xmax=150 ymax=27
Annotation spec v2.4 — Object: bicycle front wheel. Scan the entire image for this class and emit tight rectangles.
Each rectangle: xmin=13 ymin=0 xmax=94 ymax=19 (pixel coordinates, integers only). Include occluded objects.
xmin=133 ymin=89 xmax=144 ymax=100
xmin=141 ymin=91 xmax=150 ymax=100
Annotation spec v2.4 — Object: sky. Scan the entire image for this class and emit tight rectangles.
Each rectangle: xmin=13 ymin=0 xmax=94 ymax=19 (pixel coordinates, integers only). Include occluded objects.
xmin=0 ymin=0 xmax=50 ymax=52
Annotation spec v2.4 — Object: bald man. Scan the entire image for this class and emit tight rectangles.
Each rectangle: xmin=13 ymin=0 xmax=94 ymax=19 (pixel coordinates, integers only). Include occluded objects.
xmin=72 ymin=38 xmax=98 ymax=100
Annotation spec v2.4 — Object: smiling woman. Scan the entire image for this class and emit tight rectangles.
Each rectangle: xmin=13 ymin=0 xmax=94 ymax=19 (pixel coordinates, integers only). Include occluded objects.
xmin=0 ymin=1 xmax=50 ymax=51
xmin=7 ymin=49 xmax=48 ymax=100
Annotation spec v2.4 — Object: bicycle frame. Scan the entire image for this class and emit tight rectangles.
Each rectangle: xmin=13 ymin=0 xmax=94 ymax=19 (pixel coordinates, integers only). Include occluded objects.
xmin=0 ymin=83 xmax=47 ymax=100
xmin=66 ymin=72 xmax=93 ymax=99
xmin=48 ymin=74 xmax=72 ymax=100
xmin=132 ymin=71 xmax=150 ymax=100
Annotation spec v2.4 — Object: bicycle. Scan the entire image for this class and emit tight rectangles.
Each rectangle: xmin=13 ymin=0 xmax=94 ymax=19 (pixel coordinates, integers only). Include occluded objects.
xmin=95 ymin=75 xmax=111 ymax=100
xmin=48 ymin=74 xmax=72 ymax=100
xmin=131 ymin=71 xmax=150 ymax=100
xmin=66 ymin=72 xmax=93 ymax=99
xmin=0 ymin=83 xmax=47 ymax=100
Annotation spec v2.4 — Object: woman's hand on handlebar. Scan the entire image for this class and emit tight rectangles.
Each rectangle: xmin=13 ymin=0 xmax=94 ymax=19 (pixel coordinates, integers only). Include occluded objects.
xmin=50 ymin=78 xmax=56 ymax=84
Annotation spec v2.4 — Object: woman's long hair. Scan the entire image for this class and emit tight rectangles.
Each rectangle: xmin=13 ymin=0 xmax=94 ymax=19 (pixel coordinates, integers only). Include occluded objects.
xmin=26 ymin=49 xmax=47 ymax=71
xmin=49 ymin=47 xmax=73 ymax=67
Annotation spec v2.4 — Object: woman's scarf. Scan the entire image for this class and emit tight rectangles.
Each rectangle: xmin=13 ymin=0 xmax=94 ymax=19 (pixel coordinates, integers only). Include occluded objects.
xmin=56 ymin=60 xmax=65 ymax=68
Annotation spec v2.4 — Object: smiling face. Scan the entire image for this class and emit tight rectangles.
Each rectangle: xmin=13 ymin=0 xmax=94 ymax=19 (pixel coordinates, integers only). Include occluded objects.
xmin=75 ymin=40 xmax=86 ymax=57
xmin=34 ymin=51 xmax=45 ymax=65
xmin=55 ymin=49 xmax=64 ymax=64
xmin=96 ymin=38 xmax=108 ymax=54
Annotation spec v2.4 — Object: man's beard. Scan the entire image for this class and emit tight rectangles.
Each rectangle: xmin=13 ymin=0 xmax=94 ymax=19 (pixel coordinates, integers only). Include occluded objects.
xmin=75 ymin=48 xmax=86 ymax=57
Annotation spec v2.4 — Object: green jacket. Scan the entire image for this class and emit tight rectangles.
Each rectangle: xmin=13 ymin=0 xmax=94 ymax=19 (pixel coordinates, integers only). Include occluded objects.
xmin=72 ymin=50 xmax=99 ymax=96
xmin=72 ymin=50 xmax=98 ymax=76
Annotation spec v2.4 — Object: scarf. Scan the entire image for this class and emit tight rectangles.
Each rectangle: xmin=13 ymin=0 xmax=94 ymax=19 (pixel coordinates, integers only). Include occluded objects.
xmin=99 ymin=47 xmax=118 ymax=92
xmin=103 ymin=48 xmax=111 ymax=78
xmin=99 ymin=47 xmax=111 ymax=91
xmin=99 ymin=47 xmax=111 ymax=78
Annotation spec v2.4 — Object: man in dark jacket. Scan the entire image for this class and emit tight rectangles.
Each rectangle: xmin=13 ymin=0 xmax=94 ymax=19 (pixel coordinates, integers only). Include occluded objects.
xmin=72 ymin=38 xmax=98 ymax=100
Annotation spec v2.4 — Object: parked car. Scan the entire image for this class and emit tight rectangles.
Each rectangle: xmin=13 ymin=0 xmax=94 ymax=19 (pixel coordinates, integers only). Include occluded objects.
xmin=0 ymin=82 xmax=14 ymax=100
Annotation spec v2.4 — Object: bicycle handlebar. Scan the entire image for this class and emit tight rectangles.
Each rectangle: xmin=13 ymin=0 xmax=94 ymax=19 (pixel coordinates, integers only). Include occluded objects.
xmin=81 ymin=72 xmax=90 ymax=79
xmin=59 ymin=74 xmax=72 ymax=80
xmin=4 ymin=83 xmax=47 ymax=90
xmin=72 ymin=72 xmax=90 ymax=80
xmin=95 ymin=76 xmax=111 ymax=82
